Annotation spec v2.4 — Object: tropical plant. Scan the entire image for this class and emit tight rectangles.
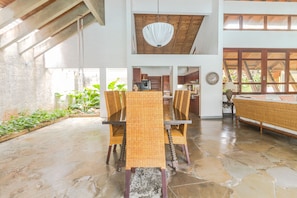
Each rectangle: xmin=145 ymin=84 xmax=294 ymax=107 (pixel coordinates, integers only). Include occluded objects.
xmin=0 ymin=109 xmax=68 ymax=137
xmin=108 ymin=78 xmax=127 ymax=91
xmin=68 ymin=84 xmax=101 ymax=112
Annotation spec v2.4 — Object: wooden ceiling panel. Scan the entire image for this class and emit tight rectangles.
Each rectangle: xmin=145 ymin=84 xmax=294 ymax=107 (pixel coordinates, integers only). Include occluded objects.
xmin=0 ymin=0 xmax=14 ymax=8
xmin=0 ymin=0 xmax=202 ymax=55
xmin=135 ymin=14 xmax=204 ymax=54
xmin=21 ymin=0 xmax=56 ymax=20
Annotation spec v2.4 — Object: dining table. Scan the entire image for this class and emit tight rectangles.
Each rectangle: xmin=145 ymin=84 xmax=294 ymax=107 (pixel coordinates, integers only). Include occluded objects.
xmin=102 ymin=100 xmax=192 ymax=172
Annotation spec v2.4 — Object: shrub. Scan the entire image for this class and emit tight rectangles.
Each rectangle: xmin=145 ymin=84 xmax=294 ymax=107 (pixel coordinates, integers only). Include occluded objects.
xmin=0 ymin=109 xmax=69 ymax=137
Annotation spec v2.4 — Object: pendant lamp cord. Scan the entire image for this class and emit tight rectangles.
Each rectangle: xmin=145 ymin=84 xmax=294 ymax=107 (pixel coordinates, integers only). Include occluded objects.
xmin=157 ymin=0 xmax=160 ymax=22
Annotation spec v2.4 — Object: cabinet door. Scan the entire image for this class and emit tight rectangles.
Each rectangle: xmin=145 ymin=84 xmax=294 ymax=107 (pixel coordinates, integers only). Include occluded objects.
xmin=141 ymin=74 xmax=148 ymax=80
xmin=178 ymin=76 xmax=185 ymax=84
xmin=133 ymin=68 xmax=141 ymax=83
xmin=184 ymin=71 xmax=199 ymax=84
xmin=162 ymin=75 xmax=170 ymax=91
xmin=190 ymin=96 xmax=199 ymax=115
xmin=148 ymin=76 xmax=161 ymax=91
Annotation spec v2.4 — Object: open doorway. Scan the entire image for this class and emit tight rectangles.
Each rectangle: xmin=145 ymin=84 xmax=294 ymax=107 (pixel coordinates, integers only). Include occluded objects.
xmin=177 ymin=66 xmax=200 ymax=115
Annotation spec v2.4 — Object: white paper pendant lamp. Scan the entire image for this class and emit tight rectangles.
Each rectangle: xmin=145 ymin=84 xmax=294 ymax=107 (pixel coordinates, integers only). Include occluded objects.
xmin=142 ymin=22 xmax=174 ymax=48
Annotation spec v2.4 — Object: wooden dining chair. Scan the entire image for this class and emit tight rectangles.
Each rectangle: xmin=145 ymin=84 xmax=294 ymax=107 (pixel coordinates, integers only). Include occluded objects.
xmin=176 ymin=90 xmax=184 ymax=111
xmin=120 ymin=91 xmax=126 ymax=109
xmin=125 ymin=91 xmax=167 ymax=198
xmin=165 ymin=90 xmax=191 ymax=164
xmin=113 ymin=91 xmax=122 ymax=111
xmin=105 ymin=91 xmax=117 ymax=116
xmin=181 ymin=90 xmax=191 ymax=117
xmin=104 ymin=91 xmax=124 ymax=164
xmin=173 ymin=90 xmax=179 ymax=109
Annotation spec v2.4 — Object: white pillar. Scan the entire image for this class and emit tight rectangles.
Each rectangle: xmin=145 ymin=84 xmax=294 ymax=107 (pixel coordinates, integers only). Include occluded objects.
xmin=100 ymin=68 xmax=107 ymax=117
xmin=171 ymin=65 xmax=178 ymax=94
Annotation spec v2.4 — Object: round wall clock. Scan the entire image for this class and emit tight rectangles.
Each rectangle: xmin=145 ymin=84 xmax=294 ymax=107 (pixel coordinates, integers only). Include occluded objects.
xmin=206 ymin=72 xmax=219 ymax=85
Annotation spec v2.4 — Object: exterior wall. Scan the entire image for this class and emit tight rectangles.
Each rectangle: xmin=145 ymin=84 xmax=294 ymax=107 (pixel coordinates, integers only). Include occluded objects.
xmin=0 ymin=44 xmax=86 ymax=121
xmin=0 ymin=44 xmax=54 ymax=121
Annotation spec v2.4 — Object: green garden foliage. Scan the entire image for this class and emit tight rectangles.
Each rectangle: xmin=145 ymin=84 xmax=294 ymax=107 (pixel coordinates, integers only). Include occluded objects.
xmin=68 ymin=79 xmax=126 ymax=113
xmin=0 ymin=109 xmax=68 ymax=137
xmin=0 ymin=79 xmax=127 ymax=137
xmin=68 ymin=84 xmax=101 ymax=113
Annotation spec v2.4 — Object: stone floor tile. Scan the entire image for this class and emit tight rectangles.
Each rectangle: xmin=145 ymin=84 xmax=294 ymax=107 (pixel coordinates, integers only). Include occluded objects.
xmin=1 ymin=116 xmax=297 ymax=197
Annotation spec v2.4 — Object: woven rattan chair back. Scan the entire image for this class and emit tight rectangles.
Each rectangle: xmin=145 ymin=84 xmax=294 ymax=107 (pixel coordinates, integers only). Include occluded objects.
xmin=181 ymin=90 xmax=191 ymax=117
xmin=105 ymin=91 xmax=117 ymax=116
xmin=124 ymin=91 xmax=167 ymax=198
xmin=165 ymin=90 xmax=191 ymax=165
xmin=113 ymin=91 xmax=122 ymax=112
xmin=176 ymin=90 xmax=184 ymax=111
xmin=120 ymin=91 xmax=126 ymax=109
xmin=104 ymin=91 xmax=124 ymax=164
xmin=173 ymin=90 xmax=179 ymax=109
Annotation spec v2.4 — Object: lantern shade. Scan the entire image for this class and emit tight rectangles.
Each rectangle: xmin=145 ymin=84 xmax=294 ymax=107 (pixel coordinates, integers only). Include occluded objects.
xmin=142 ymin=22 xmax=174 ymax=48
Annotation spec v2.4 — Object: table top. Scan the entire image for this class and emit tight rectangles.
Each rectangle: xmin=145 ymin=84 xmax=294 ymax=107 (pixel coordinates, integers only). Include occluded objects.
xmin=102 ymin=104 xmax=192 ymax=126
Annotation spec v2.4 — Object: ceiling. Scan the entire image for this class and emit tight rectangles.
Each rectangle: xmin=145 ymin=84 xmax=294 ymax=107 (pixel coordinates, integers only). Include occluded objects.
xmin=135 ymin=14 xmax=204 ymax=54
xmin=0 ymin=0 xmax=205 ymax=56
xmin=0 ymin=0 xmax=104 ymax=58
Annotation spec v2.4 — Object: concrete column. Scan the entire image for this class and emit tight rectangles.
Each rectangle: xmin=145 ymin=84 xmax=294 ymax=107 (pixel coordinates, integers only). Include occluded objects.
xmin=100 ymin=68 xmax=107 ymax=117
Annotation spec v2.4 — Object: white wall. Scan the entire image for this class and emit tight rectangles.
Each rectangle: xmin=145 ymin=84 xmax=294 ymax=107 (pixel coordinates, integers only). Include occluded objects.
xmin=224 ymin=31 xmax=297 ymax=49
xmin=194 ymin=0 xmax=220 ymax=55
xmin=127 ymin=0 xmax=223 ymax=119
xmin=45 ymin=0 xmax=127 ymax=68
xmin=132 ymin=0 xmax=212 ymax=15
xmin=224 ymin=1 xmax=297 ymax=48
xmin=44 ymin=0 xmax=223 ymax=119
xmin=224 ymin=1 xmax=297 ymax=15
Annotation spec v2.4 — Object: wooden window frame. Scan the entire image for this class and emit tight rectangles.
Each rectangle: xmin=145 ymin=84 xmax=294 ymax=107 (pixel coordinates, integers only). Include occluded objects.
xmin=224 ymin=14 xmax=297 ymax=31
xmin=223 ymin=48 xmax=297 ymax=94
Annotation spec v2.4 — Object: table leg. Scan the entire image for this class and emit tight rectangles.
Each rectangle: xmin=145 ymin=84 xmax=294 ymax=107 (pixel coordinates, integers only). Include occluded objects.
xmin=117 ymin=127 xmax=126 ymax=172
xmin=165 ymin=125 xmax=178 ymax=171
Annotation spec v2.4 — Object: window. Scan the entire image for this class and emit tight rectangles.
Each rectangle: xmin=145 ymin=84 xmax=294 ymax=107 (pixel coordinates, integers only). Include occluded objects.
xmin=241 ymin=52 xmax=262 ymax=93
xmin=224 ymin=15 xmax=240 ymax=30
xmin=223 ymin=49 xmax=297 ymax=94
xmin=289 ymin=52 xmax=297 ymax=92
xmin=266 ymin=52 xmax=286 ymax=92
xmin=242 ymin=15 xmax=264 ymax=30
xmin=223 ymin=51 xmax=239 ymax=92
xmin=224 ymin=14 xmax=297 ymax=31
xmin=290 ymin=16 xmax=297 ymax=30
xmin=267 ymin=16 xmax=288 ymax=30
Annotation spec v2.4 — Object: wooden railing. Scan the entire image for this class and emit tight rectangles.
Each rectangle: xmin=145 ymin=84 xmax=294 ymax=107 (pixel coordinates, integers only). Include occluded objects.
xmin=233 ymin=98 xmax=297 ymax=138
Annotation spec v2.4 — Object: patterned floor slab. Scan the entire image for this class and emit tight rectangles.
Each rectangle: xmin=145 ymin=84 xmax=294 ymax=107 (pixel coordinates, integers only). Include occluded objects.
xmin=1 ymin=116 xmax=297 ymax=197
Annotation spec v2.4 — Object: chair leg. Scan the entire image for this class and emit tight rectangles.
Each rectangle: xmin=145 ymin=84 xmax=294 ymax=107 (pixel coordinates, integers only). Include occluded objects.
xmin=106 ymin=145 xmax=112 ymax=164
xmin=124 ymin=170 xmax=131 ymax=198
xmin=184 ymin=145 xmax=190 ymax=165
xmin=113 ymin=144 xmax=117 ymax=152
xmin=181 ymin=144 xmax=185 ymax=152
xmin=161 ymin=169 xmax=167 ymax=198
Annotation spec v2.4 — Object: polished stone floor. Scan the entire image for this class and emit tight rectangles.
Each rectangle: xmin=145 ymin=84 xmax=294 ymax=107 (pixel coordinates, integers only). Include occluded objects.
xmin=1 ymin=114 xmax=297 ymax=198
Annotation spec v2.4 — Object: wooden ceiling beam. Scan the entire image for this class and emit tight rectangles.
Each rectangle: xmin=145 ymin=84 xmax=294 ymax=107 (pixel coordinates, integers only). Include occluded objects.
xmin=0 ymin=0 xmax=83 ymax=49
xmin=0 ymin=0 xmax=51 ymax=30
xmin=33 ymin=13 xmax=95 ymax=58
xmin=83 ymin=0 xmax=105 ymax=25
xmin=18 ymin=3 xmax=90 ymax=54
